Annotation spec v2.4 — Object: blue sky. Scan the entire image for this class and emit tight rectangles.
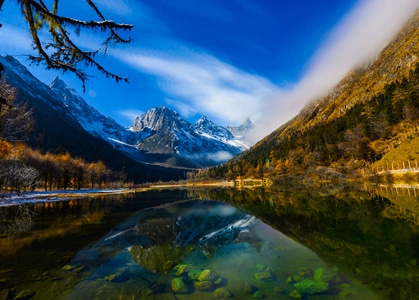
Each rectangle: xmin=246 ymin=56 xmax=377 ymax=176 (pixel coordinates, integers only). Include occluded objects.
xmin=1 ymin=0 xmax=418 ymax=142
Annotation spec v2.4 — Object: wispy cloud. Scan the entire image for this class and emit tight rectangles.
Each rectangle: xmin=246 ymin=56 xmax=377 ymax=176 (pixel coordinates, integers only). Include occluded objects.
xmin=0 ymin=25 xmax=33 ymax=54
xmin=117 ymin=109 xmax=145 ymax=124
xmin=96 ymin=0 xmax=133 ymax=16
xmin=117 ymin=49 xmax=279 ymax=127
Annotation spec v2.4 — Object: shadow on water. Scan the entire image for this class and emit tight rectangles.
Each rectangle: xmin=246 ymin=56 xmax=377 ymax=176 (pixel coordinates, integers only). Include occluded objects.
xmin=0 ymin=184 xmax=417 ymax=299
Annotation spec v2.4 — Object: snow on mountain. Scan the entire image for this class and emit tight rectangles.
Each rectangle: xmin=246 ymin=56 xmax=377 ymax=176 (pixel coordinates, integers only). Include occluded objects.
xmin=1 ymin=55 xmax=253 ymax=168
xmin=227 ymin=118 xmax=255 ymax=137
xmin=194 ymin=116 xmax=234 ymax=141
xmin=0 ymin=56 xmax=71 ymax=114
xmin=130 ymin=106 xmax=252 ymax=166
xmin=49 ymin=76 xmax=137 ymax=145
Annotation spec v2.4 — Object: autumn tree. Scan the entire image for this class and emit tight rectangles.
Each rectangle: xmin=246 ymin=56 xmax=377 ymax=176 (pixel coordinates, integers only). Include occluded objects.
xmin=0 ymin=0 xmax=133 ymax=90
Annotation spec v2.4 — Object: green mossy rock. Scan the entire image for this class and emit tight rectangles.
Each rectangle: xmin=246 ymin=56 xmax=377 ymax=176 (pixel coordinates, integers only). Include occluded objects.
xmin=171 ymin=277 xmax=189 ymax=294
xmin=175 ymin=264 xmax=195 ymax=276
xmin=289 ymin=289 xmax=303 ymax=299
xmin=194 ymin=280 xmax=212 ymax=291
xmin=198 ymin=269 xmax=216 ymax=281
xmin=294 ymin=279 xmax=329 ymax=295
xmin=213 ymin=287 xmax=233 ymax=299
xmin=187 ymin=267 xmax=202 ymax=280
xmin=254 ymin=270 xmax=275 ymax=281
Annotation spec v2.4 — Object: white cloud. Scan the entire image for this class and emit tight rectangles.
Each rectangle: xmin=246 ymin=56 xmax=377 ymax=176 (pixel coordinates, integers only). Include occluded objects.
xmin=0 ymin=25 xmax=33 ymax=54
xmin=95 ymin=0 xmax=133 ymax=16
xmin=117 ymin=50 xmax=279 ymax=127
xmin=117 ymin=109 xmax=145 ymax=123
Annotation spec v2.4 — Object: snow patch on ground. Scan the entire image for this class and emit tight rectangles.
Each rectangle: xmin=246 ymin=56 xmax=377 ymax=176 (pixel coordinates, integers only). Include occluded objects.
xmin=0 ymin=189 xmax=130 ymax=206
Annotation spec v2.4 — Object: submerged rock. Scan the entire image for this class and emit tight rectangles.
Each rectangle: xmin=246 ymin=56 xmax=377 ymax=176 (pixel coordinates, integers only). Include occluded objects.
xmin=213 ymin=287 xmax=233 ymax=299
xmin=176 ymin=264 xmax=195 ymax=276
xmin=187 ymin=267 xmax=202 ymax=280
xmin=294 ymin=279 xmax=329 ymax=295
xmin=171 ymin=277 xmax=189 ymax=294
xmin=254 ymin=270 xmax=276 ymax=281
xmin=194 ymin=280 xmax=212 ymax=291
xmin=289 ymin=289 xmax=303 ymax=299
xmin=198 ymin=269 xmax=216 ymax=281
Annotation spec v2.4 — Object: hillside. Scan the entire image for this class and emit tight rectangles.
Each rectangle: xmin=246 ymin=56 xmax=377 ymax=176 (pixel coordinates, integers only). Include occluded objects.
xmin=197 ymin=9 xmax=419 ymax=182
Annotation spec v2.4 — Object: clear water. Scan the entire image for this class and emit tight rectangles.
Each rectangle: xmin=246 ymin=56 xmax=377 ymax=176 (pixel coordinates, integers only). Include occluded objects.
xmin=0 ymin=186 xmax=418 ymax=299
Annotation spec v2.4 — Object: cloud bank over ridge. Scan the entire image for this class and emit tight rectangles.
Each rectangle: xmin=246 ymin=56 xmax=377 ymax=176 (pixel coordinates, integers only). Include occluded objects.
xmin=253 ymin=0 xmax=419 ymax=142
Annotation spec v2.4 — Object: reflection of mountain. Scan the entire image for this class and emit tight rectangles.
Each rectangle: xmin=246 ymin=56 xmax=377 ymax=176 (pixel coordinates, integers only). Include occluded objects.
xmin=188 ymin=186 xmax=419 ymax=300
xmin=130 ymin=200 xmax=255 ymax=273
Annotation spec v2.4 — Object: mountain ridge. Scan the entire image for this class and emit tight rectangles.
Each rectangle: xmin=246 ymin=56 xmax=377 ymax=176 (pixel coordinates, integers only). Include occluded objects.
xmin=0 ymin=55 xmax=254 ymax=170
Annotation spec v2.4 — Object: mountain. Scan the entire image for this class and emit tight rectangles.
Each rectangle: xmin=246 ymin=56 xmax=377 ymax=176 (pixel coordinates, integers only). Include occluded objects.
xmin=201 ymin=9 xmax=419 ymax=182
xmin=0 ymin=55 xmax=253 ymax=173
xmin=226 ymin=118 xmax=255 ymax=137
xmin=49 ymin=76 xmax=137 ymax=145
xmin=49 ymin=76 xmax=253 ymax=168
xmin=130 ymin=106 xmax=251 ymax=168
xmin=0 ymin=55 xmax=187 ymax=183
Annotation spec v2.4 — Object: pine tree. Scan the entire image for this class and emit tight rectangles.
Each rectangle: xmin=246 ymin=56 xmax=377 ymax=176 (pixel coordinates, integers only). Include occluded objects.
xmin=0 ymin=0 xmax=133 ymax=91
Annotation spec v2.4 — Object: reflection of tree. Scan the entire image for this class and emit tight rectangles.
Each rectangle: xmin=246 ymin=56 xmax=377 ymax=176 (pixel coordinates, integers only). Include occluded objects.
xmin=131 ymin=217 xmax=193 ymax=274
xmin=0 ymin=205 xmax=34 ymax=234
xmin=130 ymin=244 xmax=192 ymax=275
xmin=187 ymin=186 xmax=419 ymax=300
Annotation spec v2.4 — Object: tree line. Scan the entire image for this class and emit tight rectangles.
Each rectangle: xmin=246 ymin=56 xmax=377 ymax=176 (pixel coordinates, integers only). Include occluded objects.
xmin=0 ymin=141 xmax=112 ymax=196
xmin=0 ymin=77 xmax=126 ymax=196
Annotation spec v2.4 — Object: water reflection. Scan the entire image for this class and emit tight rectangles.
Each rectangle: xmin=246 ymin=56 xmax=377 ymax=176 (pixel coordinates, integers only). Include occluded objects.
xmin=0 ymin=185 xmax=417 ymax=299
xmin=188 ymin=184 xmax=419 ymax=299
xmin=58 ymin=199 xmax=378 ymax=300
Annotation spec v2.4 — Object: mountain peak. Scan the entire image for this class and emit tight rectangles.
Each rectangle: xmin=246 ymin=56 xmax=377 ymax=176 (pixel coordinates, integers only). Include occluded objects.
xmin=194 ymin=116 xmax=234 ymax=141
xmin=195 ymin=115 xmax=211 ymax=125
xmin=227 ymin=118 xmax=255 ymax=137
xmin=131 ymin=105 xmax=185 ymax=132
xmin=50 ymin=75 xmax=65 ymax=87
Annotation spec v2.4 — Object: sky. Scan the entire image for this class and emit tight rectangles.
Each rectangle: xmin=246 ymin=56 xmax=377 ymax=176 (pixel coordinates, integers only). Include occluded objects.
xmin=1 ymin=0 xmax=418 ymax=143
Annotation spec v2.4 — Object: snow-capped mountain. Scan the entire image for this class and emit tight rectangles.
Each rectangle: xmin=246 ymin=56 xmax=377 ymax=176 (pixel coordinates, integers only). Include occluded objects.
xmin=227 ymin=118 xmax=255 ymax=137
xmin=194 ymin=116 xmax=235 ymax=141
xmin=0 ymin=55 xmax=253 ymax=169
xmin=130 ymin=106 xmax=252 ymax=167
xmin=49 ymin=76 xmax=137 ymax=145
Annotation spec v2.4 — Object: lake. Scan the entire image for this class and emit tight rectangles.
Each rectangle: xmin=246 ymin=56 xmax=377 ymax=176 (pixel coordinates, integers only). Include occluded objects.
xmin=0 ymin=185 xmax=418 ymax=300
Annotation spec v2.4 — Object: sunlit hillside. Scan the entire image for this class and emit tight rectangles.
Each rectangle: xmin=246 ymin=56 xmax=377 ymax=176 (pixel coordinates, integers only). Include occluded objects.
xmin=196 ymin=9 xmax=419 ymax=183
